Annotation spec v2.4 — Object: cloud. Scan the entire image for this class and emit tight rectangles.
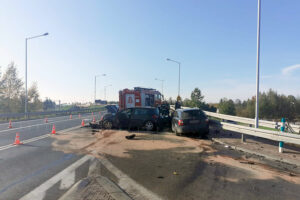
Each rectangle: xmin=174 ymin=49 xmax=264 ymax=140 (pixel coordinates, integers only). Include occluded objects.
xmin=282 ymin=64 xmax=300 ymax=75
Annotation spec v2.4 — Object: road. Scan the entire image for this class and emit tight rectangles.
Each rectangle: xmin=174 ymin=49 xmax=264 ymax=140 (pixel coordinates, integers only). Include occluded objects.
xmin=53 ymin=128 xmax=300 ymax=200
xmin=0 ymin=113 xmax=103 ymax=200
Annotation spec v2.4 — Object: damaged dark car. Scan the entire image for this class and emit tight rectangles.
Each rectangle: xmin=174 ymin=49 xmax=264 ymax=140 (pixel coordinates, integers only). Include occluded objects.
xmin=91 ymin=106 xmax=161 ymax=131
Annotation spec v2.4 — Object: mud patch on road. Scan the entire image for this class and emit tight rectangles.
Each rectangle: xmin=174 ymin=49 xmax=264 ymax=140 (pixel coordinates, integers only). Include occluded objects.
xmin=204 ymin=155 xmax=300 ymax=184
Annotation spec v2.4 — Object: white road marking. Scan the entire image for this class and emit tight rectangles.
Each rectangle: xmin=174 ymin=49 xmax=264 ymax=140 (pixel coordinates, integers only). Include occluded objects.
xmin=59 ymin=170 xmax=75 ymax=190
xmin=98 ymin=156 xmax=163 ymax=200
xmin=20 ymin=155 xmax=94 ymax=200
xmin=0 ymin=125 xmax=83 ymax=152
xmin=0 ymin=114 xmax=95 ymax=135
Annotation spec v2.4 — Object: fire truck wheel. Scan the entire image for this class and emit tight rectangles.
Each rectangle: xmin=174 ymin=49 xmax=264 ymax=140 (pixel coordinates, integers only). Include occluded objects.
xmin=103 ymin=120 xmax=113 ymax=129
xmin=144 ymin=121 xmax=155 ymax=131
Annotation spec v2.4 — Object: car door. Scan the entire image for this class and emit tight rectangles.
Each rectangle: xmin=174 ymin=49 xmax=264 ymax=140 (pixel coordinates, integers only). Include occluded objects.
xmin=130 ymin=108 xmax=147 ymax=128
xmin=115 ymin=109 xmax=131 ymax=129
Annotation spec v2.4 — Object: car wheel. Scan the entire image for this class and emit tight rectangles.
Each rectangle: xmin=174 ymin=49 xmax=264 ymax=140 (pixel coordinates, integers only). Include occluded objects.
xmin=103 ymin=120 xmax=113 ymax=129
xmin=144 ymin=121 xmax=155 ymax=131
xmin=175 ymin=127 xmax=181 ymax=136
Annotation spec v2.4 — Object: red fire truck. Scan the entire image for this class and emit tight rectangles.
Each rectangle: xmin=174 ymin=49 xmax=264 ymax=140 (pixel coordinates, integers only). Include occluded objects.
xmin=119 ymin=87 xmax=162 ymax=110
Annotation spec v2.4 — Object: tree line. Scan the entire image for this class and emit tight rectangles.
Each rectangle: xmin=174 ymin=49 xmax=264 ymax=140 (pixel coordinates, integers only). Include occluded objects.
xmin=0 ymin=62 xmax=56 ymax=114
xmin=167 ymin=88 xmax=217 ymax=112
xmin=218 ymin=89 xmax=300 ymax=121
xmin=168 ymin=87 xmax=300 ymax=122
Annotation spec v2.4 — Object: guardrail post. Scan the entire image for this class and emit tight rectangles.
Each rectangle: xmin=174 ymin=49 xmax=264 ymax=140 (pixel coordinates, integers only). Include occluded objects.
xmin=279 ymin=118 xmax=285 ymax=153
xmin=241 ymin=134 xmax=245 ymax=143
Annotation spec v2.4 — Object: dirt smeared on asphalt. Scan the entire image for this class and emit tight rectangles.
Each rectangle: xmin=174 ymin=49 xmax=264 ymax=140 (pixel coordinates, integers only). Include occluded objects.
xmin=52 ymin=128 xmax=300 ymax=200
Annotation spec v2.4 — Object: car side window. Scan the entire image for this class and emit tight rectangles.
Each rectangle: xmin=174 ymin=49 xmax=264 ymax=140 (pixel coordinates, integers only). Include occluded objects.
xmin=133 ymin=108 xmax=147 ymax=116
xmin=120 ymin=109 xmax=131 ymax=118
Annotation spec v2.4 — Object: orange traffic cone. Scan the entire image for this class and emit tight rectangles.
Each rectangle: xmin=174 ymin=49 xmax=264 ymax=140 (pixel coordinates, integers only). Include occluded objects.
xmin=93 ymin=116 xmax=96 ymax=123
xmin=70 ymin=114 xmax=72 ymax=120
xmin=13 ymin=132 xmax=23 ymax=145
xmin=8 ymin=120 xmax=12 ymax=128
xmin=51 ymin=124 xmax=56 ymax=134
xmin=81 ymin=120 xmax=85 ymax=127
xmin=45 ymin=117 xmax=48 ymax=123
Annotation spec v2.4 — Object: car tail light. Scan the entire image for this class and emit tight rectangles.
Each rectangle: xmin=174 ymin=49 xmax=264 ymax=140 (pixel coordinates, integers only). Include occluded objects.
xmin=178 ymin=120 xmax=184 ymax=126
xmin=152 ymin=115 xmax=158 ymax=119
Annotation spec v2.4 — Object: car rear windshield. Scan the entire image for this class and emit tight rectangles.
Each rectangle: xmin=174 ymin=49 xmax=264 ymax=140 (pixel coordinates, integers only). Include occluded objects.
xmin=181 ymin=110 xmax=206 ymax=119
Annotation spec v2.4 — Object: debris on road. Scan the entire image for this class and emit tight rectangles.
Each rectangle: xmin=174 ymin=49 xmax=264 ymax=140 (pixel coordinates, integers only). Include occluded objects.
xmin=125 ymin=134 xmax=136 ymax=140
xmin=173 ymin=171 xmax=179 ymax=175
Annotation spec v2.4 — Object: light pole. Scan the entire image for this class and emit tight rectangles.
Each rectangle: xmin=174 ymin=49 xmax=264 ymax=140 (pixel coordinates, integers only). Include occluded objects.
xmin=155 ymin=78 xmax=165 ymax=99
xmin=94 ymin=74 xmax=106 ymax=103
xmin=166 ymin=58 xmax=181 ymax=99
xmin=255 ymin=0 xmax=261 ymax=128
xmin=104 ymin=84 xmax=112 ymax=101
xmin=25 ymin=32 xmax=49 ymax=115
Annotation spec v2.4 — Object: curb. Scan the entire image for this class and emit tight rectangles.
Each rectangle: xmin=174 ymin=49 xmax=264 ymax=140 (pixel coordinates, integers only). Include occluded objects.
xmin=211 ymin=137 xmax=300 ymax=167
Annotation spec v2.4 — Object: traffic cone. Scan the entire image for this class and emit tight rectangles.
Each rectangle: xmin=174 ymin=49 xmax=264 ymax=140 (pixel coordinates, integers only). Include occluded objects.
xmin=51 ymin=124 xmax=56 ymax=134
xmin=45 ymin=117 xmax=48 ymax=123
xmin=93 ymin=116 xmax=96 ymax=123
xmin=8 ymin=120 xmax=12 ymax=128
xmin=13 ymin=132 xmax=23 ymax=145
xmin=81 ymin=120 xmax=85 ymax=127
xmin=70 ymin=114 xmax=72 ymax=120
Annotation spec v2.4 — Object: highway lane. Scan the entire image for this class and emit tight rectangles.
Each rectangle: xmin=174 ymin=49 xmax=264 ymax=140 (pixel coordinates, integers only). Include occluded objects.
xmin=0 ymin=114 xmax=103 ymax=147
xmin=0 ymin=111 xmax=104 ymax=131
xmin=0 ymin=137 xmax=88 ymax=200
xmin=0 ymin=113 xmax=104 ymax=200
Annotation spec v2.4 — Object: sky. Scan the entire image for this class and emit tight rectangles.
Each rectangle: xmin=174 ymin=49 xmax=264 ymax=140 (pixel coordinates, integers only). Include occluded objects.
xmin=0 ymin=0 xmax=300 ymax=104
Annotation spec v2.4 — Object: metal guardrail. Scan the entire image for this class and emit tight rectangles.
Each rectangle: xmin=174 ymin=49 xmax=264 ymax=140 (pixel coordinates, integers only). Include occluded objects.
xmin=170 ymin=105 xmax=300 ymax=149
xmin=0 ymin=107 xmax=105 ymax=121
xmin=203 ymin=111 xmax=300 ymax=134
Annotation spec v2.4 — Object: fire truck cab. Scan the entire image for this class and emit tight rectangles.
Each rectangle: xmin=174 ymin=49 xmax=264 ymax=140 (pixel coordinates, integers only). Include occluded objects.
xmin=119 ymin=87 xmax=162 ymax=110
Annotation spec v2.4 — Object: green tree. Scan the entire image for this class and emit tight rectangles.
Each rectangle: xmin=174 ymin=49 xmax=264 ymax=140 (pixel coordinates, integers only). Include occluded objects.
xmin=0 ymin=62 xmax=23 ymax=113
xmin=27 ymin=83 xmax=43 ymax=112
xmin=218 ymin=98 xmax=236 ymax=115
xmin=190 ymin=87 xmax=204 ymax=107
xmin=43 ymin=98 xmax=56 ymax=111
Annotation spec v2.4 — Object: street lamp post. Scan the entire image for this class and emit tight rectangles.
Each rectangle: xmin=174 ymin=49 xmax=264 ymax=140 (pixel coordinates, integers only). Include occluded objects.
xmin=94 ymin=74 xmax=106 ymax=103
xmin=25 ymin=32 xmax=49 ymax=115
xmin=166 ymin=58 xmax=181 ymax=98
xmin=104 ymin=84 xmax=112 ymax=101
xmin=155 ymin=78 xmax=165 ymax=99
xmin=255 ymin=0 xmax=261 ymax=128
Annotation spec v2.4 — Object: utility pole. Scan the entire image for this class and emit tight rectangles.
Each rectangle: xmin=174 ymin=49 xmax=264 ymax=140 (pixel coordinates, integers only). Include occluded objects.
xmin=255 ymin=0 xmax=261 ymax=128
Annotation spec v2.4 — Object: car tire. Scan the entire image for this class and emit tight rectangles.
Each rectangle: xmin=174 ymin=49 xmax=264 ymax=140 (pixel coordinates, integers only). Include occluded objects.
xmin=144 ymin=121 xmax=155 ymax=131
xmin=175 ymin=127 xmax=181 ymax=136
xmin=103 ymin=120 xmax=113 ymax=129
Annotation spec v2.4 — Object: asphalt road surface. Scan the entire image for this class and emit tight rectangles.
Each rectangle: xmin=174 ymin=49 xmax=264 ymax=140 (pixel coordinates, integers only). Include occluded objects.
xmin=0 ymin=113 xmax=103 ymax=200
xmin=53 ymin=128 xmax=300 ymax=200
